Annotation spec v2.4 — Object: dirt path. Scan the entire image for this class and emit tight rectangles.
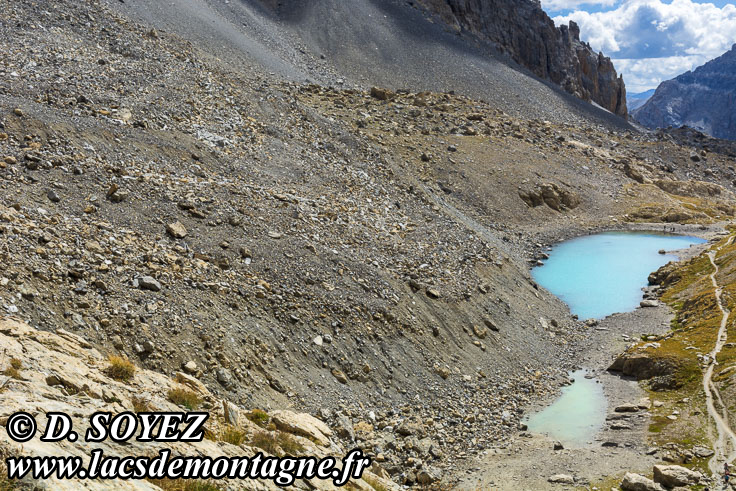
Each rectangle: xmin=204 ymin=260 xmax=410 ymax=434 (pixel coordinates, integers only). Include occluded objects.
xmin=704 ymin=236 xmax=736 ymax=475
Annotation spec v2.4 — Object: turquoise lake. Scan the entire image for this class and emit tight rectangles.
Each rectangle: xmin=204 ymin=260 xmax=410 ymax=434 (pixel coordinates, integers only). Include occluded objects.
xmin=532 ymin=231 xmax=706 ymax=320
xmin=525 ymin=370 xmax=605 ymax=446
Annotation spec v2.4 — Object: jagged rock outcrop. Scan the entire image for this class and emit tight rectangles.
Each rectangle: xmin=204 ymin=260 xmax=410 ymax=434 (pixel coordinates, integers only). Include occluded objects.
xmin=633 ymin=44 xmax=736 ymax=140
xmin=609 ymin=349 xmax=683 ymax=391
xmin=654 ymin=179 xmax=727 ymax=199
xmin=416 ymin=0 xmax=627 ymax=117
xmin=519 ymin=183 xmax=581 ymax=211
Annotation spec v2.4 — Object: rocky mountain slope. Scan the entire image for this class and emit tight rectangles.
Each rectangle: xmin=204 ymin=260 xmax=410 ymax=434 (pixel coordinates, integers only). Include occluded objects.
xmin=633 ymin=44 xmax=736 ymax=140
xmin=2 ymin=0 xmax=736 ymax=488
xmin=414 ymin=0 xmax=628 ymax=117
xmin=627 ymin=89 xmax=655 ymax=112
xmin=112 ymin=0 xmax=630 ymax=128
xmin=0 ymin=317 xmax=397 ymax=490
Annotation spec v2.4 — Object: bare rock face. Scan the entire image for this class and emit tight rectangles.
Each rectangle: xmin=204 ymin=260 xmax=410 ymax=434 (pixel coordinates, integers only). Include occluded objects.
xmin=634 ymin=44 xmax=736 ymax=140
xmin=416 ymin=0 xmax=627 ymax=117
xmin=0 ymin=318 xmax=395 ymax=491
xmin=653 ymin=179 xmax=728 ymax=199
xmin=519 ymin=183 xmax=580 ymax=211
xmin=608 ymin=350 xmax=681 ymax=391
xmin=652 ymin=465 xmax=702 ymax=488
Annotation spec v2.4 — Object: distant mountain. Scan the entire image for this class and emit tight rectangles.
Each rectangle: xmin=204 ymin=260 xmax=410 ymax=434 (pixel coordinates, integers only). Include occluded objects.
xmin=633 ymin=44 xmax=736 ymax=140
xmin=627 ymin=89 xmax=655 ymax=111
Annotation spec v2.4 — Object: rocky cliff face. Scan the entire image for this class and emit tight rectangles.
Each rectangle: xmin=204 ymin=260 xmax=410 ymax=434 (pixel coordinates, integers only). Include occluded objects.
xmin=415 ymin=0 xmax=627 ymax=118
xmin=633 ymin=45 xmax=736 ymax=140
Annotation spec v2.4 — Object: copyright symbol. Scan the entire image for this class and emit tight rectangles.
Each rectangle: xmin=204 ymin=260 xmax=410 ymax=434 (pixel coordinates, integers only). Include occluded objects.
xmin=6 ymin=412 xmax=36 ymax=442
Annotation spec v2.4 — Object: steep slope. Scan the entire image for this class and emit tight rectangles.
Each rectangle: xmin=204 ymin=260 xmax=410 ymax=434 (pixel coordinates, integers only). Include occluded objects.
xmin=0 ymin=317 xmax=397 ymax=490
xmin=633 ymin=45 xmax=736 ymax=140
xmin=109 ymin=0 xmax=630 ymax=129
xmin=3 ymin=0 xmax=736 ymax=488
xmin=414 ymin=0 xmax=628 ymax=117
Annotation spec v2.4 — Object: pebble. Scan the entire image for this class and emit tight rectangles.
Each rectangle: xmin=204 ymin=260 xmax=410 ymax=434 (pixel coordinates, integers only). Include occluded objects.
xmin=47 ymin=190 xmax=60 ymax=203
xmin=135 ymin=276 xmax=162 ymax=292
xmin=166 ymin=221 xmax=187 ymax=239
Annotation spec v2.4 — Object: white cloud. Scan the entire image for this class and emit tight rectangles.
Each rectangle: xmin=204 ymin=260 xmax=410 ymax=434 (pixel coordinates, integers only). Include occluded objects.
xmin=541 ymin=0 xmax=618 ymax=11
xmin=552 ymin=0 xmax=736 ymax=91
xmin=613 ymin=55 xmax=710 ymax=92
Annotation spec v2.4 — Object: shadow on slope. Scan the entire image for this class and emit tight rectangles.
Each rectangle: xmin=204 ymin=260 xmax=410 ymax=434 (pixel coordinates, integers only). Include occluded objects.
xmin=110 ymin=0 xmax=631 ymax=129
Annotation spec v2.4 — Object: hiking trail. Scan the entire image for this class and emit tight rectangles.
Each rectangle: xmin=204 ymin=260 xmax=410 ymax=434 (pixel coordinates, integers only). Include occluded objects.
xmin=704 ymin=236 xmax=736 ymax=475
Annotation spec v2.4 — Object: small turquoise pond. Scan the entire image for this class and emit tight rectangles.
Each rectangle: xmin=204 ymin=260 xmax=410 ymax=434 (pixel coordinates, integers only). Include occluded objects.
xmin=525 ymin=370 xmax=605 ymax=446
xmin=532 ymin=231 xmax=706 ymax=320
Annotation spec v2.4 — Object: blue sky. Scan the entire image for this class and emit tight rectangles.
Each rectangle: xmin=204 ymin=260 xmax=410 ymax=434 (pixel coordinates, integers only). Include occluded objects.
xmin=540 ymin=0 xmax=736 ymax=93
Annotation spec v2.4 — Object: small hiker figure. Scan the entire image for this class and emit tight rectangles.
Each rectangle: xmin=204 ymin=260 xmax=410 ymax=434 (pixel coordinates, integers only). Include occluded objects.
xmin=725 ymin=461 xmax=732 ymax=489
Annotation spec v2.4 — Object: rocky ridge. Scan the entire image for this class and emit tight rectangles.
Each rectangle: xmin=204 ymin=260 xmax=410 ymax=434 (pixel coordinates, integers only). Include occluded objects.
xmin=633 ymin=44 xmax=736 ymax=140
xmin=415 ymin=0 xmax=628 ymax=117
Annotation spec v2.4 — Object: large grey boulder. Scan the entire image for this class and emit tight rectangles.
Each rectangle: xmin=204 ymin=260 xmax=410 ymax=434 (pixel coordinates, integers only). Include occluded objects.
xmin=621 ymin=472 xmax=663 ymax=491
xmin=652 ymin=465 xmax=702 ymax=488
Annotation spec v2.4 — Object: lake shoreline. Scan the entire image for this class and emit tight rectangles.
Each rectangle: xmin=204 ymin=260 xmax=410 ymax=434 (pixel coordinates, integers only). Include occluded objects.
xmin=455 ymin=225 xmax=723 ymax=489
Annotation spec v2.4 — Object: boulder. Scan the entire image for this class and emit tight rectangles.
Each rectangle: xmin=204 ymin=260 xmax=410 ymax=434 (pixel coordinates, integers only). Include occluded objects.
xmin=621 ymin=472 xmax=663 ymax=491
xmin=417 ymin=466 xmax=442 ymax=485
xmin=519 ymin=183 xmax=580 ymax=211
xmin=548 ymin=474 xmax=575 ymax=484
xmin=270 ymin=410 xmax=333 ymax=445
xmin=614 ymin=403 xmax=639 ymax=413
xmin=370 ymin=86 xmax=394 ymax=101
xmin=166 ymin=221 xmax=187 ymax=239
xmin=135 ymin=276 xmax=162 ymax=292
xmin=609 ymin=352 xmax=677 ymax=382
xmin=335 ymin=413 xmax=355 ymax=441
xmin=692 ymin=446 xmax=714 ymax=458
xmin=652 ymin=465 xmax=702 ymax=488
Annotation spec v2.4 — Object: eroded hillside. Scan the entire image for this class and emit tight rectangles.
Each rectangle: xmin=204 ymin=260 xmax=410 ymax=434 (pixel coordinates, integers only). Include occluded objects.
xmin=2 ymin=0 xmax=736 ymax=488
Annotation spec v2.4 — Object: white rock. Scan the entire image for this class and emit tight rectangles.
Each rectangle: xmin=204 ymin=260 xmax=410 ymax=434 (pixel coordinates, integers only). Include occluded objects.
xmin=653 ymin=465 xmax=702 ymax=488
xmin=548 ymin=474 xmax=575 ymax=484
xmin=621 ymin=472 xmax=663 ymax=491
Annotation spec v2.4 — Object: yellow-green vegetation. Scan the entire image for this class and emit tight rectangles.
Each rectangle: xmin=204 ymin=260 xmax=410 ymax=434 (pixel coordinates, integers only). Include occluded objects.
xmin=638 ymin=231 xmax=736 ymax=452
xmin=167 ymin=387 xmax=202 ymax=410
xmin=106 ymin=355 xmax=136 ymax=382
xmin=590 ymin=473 xmax=629 ymax=491
xmin=131 ymin=395 xmax=152 ymax=412
xmin=219 ymin=425 xmax=247 ymax=446
xmin=625 ymin=188 xmax=736 ymax=226
xmin=3 ymin=358 xmax=23 ymax=380
xmin=250 ymin=431 xmax=304 ymax=456
xmin=0 ymin=475 xmax=14 ymax=491
xmin=245 ymin=409 xmax=269 ymax=427
xmin=146 ymin=479 xmax=222 ymax=491
xmin=0 ymin=472 xmax=14 ymax=491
